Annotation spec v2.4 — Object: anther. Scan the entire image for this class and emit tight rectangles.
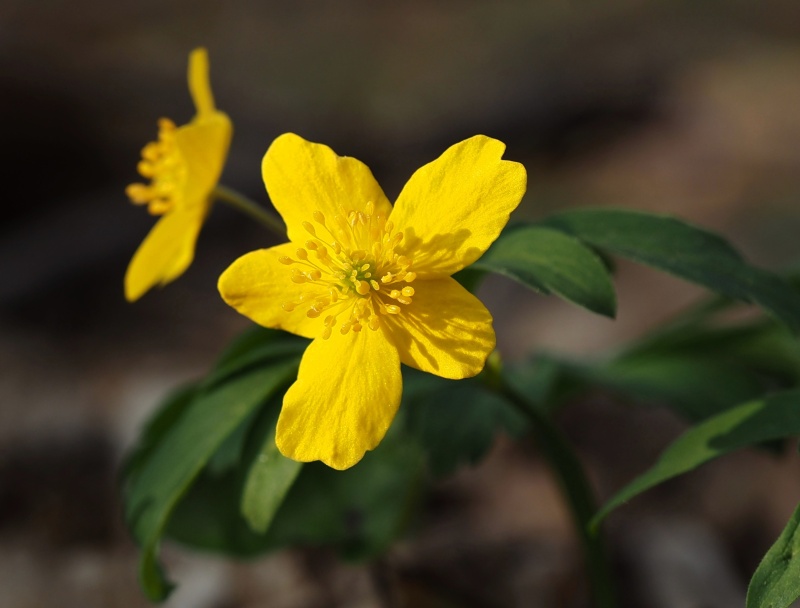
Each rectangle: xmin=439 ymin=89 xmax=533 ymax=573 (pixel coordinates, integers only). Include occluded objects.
xmin=365 ymin=201 xmax=375 ymax=216
xmin=305 ymin=240 xmax=318 ymax=250
xmin=390 ymin=290 xmax=401 ymax=299
xmin=302 ymin=221 xmax=316 ymax=236
xmin=296 ymin=248 xmax=308 ymax=260
xmin=307 ymin=308 xmax=321 ymax=318
xmin=282 ymin=302 xmax=297 ymax=312
xmin=352 ymin=322 xmax=363 ymax=332
xmin=368 ymin=315 xmax=380 ymax=331
xmin=404 ymin=272 xmax=417 ymax=282
xmin=279 ymin=256 xmax=294 ymax=265
xmin=402 ymin=286 xmax=415 ymax=297
xmin=308 ymin=269 xmax=322 ymax=281
xmin=385 ymin=304 xmax=401 ymax=314
xmin=370 ymin=280 xmax=380 ymax=291
xmin=356 ymin=281 xmax=371 ymax=296
xmin=313 ymin=211 xmax=326 ymax=225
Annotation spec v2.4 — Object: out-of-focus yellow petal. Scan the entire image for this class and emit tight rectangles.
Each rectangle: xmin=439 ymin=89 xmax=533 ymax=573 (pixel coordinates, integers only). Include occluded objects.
xmin=381 ymin=276 xmax=495 ymax=379
xmin=262 ymin=133 xmax=392 ymax=245
xmin=217 ymin=242 xmax=323 ymax=339
xmin=124 ymin=205 xmax=207 ymax=302
xmin=188 ymin=47 xmax=216 ymax=116
xmin=276 ymin=327 xmax=401 ymax=469
xmin=175 ymin=113 xmax=232 ymax=207
xmin=389 ymin=135 xmax=527 ymax=278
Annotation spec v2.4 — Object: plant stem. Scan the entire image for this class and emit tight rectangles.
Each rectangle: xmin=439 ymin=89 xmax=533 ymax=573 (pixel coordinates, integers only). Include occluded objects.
xmin=213 ymin=185 xmax=286 ymax=236
xmin=487 ymin=366 xmax=618 ymax=608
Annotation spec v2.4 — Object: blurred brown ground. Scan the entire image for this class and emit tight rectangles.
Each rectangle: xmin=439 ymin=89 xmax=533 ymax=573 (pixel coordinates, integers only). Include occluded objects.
xmin=4 ymin=1 xmax=800 ymax=606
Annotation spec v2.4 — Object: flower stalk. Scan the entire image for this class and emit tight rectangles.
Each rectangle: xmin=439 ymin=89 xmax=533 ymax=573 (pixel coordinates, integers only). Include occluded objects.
xmin=213 ymin=184 xmax=286 ymax=236
xmin=486 ymin=361 xmax=618 ymax=608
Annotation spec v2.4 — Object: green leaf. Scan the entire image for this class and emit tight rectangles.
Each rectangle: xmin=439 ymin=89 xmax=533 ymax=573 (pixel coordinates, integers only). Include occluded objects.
xmin=206 ymin=409 xmax=258 ymax=476
xmin=593 ymin=390 xmax=800 ymax=527
xmin=203 ymin=326 xmax=308 ymax=389
xmin=452 ymin=266 xmax=487 ymax=293
xmin=121 ymin=384 xmax=198 ymax=491
xmin=241 ymin=423 xmax=303 ymax=533
xmin=404 ymin=376 xmax=525 ymax=476
xmin=542 ymin=209 xmax=800 ymax=332
xmin=473 ymin=225 xmax=617 ymax=317
xmin=747 ymin=500 xmax=800 ymax=608
xmin=124 ymin=359 xmax=299 ymax=601
xmin=167 ymin=423 xmax=424 ymax=561
xmin=586 ymin=355 xmax=767 ymax=421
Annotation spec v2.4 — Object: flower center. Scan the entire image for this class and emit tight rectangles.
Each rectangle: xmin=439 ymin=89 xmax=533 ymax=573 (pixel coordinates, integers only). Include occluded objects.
xmin=126 ymin=118 xmax=187 ymax=215
xmin=279 ymin=202 xmax=417 ymax=339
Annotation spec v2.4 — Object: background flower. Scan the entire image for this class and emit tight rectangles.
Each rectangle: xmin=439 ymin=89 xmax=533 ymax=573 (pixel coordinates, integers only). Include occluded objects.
xmin=124 ymin=48 xmax=232 ymax=302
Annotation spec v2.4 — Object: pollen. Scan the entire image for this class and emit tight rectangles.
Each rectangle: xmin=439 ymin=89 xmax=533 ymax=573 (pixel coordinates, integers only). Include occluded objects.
xmin=279 ymin=203 xmax=417 ymax=339
xmin=126 ymin=118 xmax=188 ymax=216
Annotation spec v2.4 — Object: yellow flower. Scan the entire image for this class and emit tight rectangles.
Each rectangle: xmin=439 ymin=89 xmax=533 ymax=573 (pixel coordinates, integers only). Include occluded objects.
xmin=218 ymin=134 xmax=526 ymax=469
xmin=124 ymin=48 xmax=232 ymax=302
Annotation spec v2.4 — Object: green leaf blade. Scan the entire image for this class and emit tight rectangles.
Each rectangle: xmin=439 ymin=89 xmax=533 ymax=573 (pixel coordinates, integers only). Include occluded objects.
xmin=241 ymin=425 xmax=303 ymax=533
xmin=124 ymin=359 xmax=299 ymax=601
xmin=542 ymin=209 xmax=800 ymax=332
xmin=473 ymin=225 xmax=617 ymax=317
xmin=747 ymin=501 xmax=800 ymax=608
xmin=593 ymin=390 xmax=800 ymax=527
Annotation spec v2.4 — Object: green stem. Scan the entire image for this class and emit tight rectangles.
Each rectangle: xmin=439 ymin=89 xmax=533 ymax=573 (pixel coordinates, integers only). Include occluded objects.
xmin=213 ymin=185 xmax=286 ymax=236
xmin=486 ymin=362 xmax=618 ymax=608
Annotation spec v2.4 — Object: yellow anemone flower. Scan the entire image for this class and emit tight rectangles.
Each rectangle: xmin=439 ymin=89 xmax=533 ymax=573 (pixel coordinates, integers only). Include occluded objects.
xmin=124 ymin=48 xmax=232 ymax=302
xmin=219 ymin=134 xmax=527 ymax=469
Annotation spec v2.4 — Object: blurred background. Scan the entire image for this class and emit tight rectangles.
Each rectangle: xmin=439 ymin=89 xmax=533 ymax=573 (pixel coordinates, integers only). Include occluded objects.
xmin=4 ymin=1 xmax=800 ymax=606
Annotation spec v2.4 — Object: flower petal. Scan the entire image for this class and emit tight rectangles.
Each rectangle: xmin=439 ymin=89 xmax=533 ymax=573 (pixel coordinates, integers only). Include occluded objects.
xmin=381 ymin=276 xmax=495 ymax=379
xmin=124 ymin=206 xmax=207 ymax=302
xmin=175 ymin=113 xmax=232 ymax=208
xmin=277 ymin=328 xmax=402 ymax=470
xmin=262 ymin=133 xmax=392 ymax=246
xmin=217 ymin=242 xmax=325 ymax=339
xmin=389 ymin=135 xmax=527 ymax=278
xmin=188 ymin=47 xmax=216 ymax=116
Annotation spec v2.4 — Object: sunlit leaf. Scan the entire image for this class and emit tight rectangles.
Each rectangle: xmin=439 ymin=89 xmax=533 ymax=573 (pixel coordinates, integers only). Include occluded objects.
xmin=241 ymin=423 xmax=302 ymax=533
xmin=747 ymin=500 xmax=800 ymax=608
xmin=473 ymin=225 xmax=617 ymax=317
